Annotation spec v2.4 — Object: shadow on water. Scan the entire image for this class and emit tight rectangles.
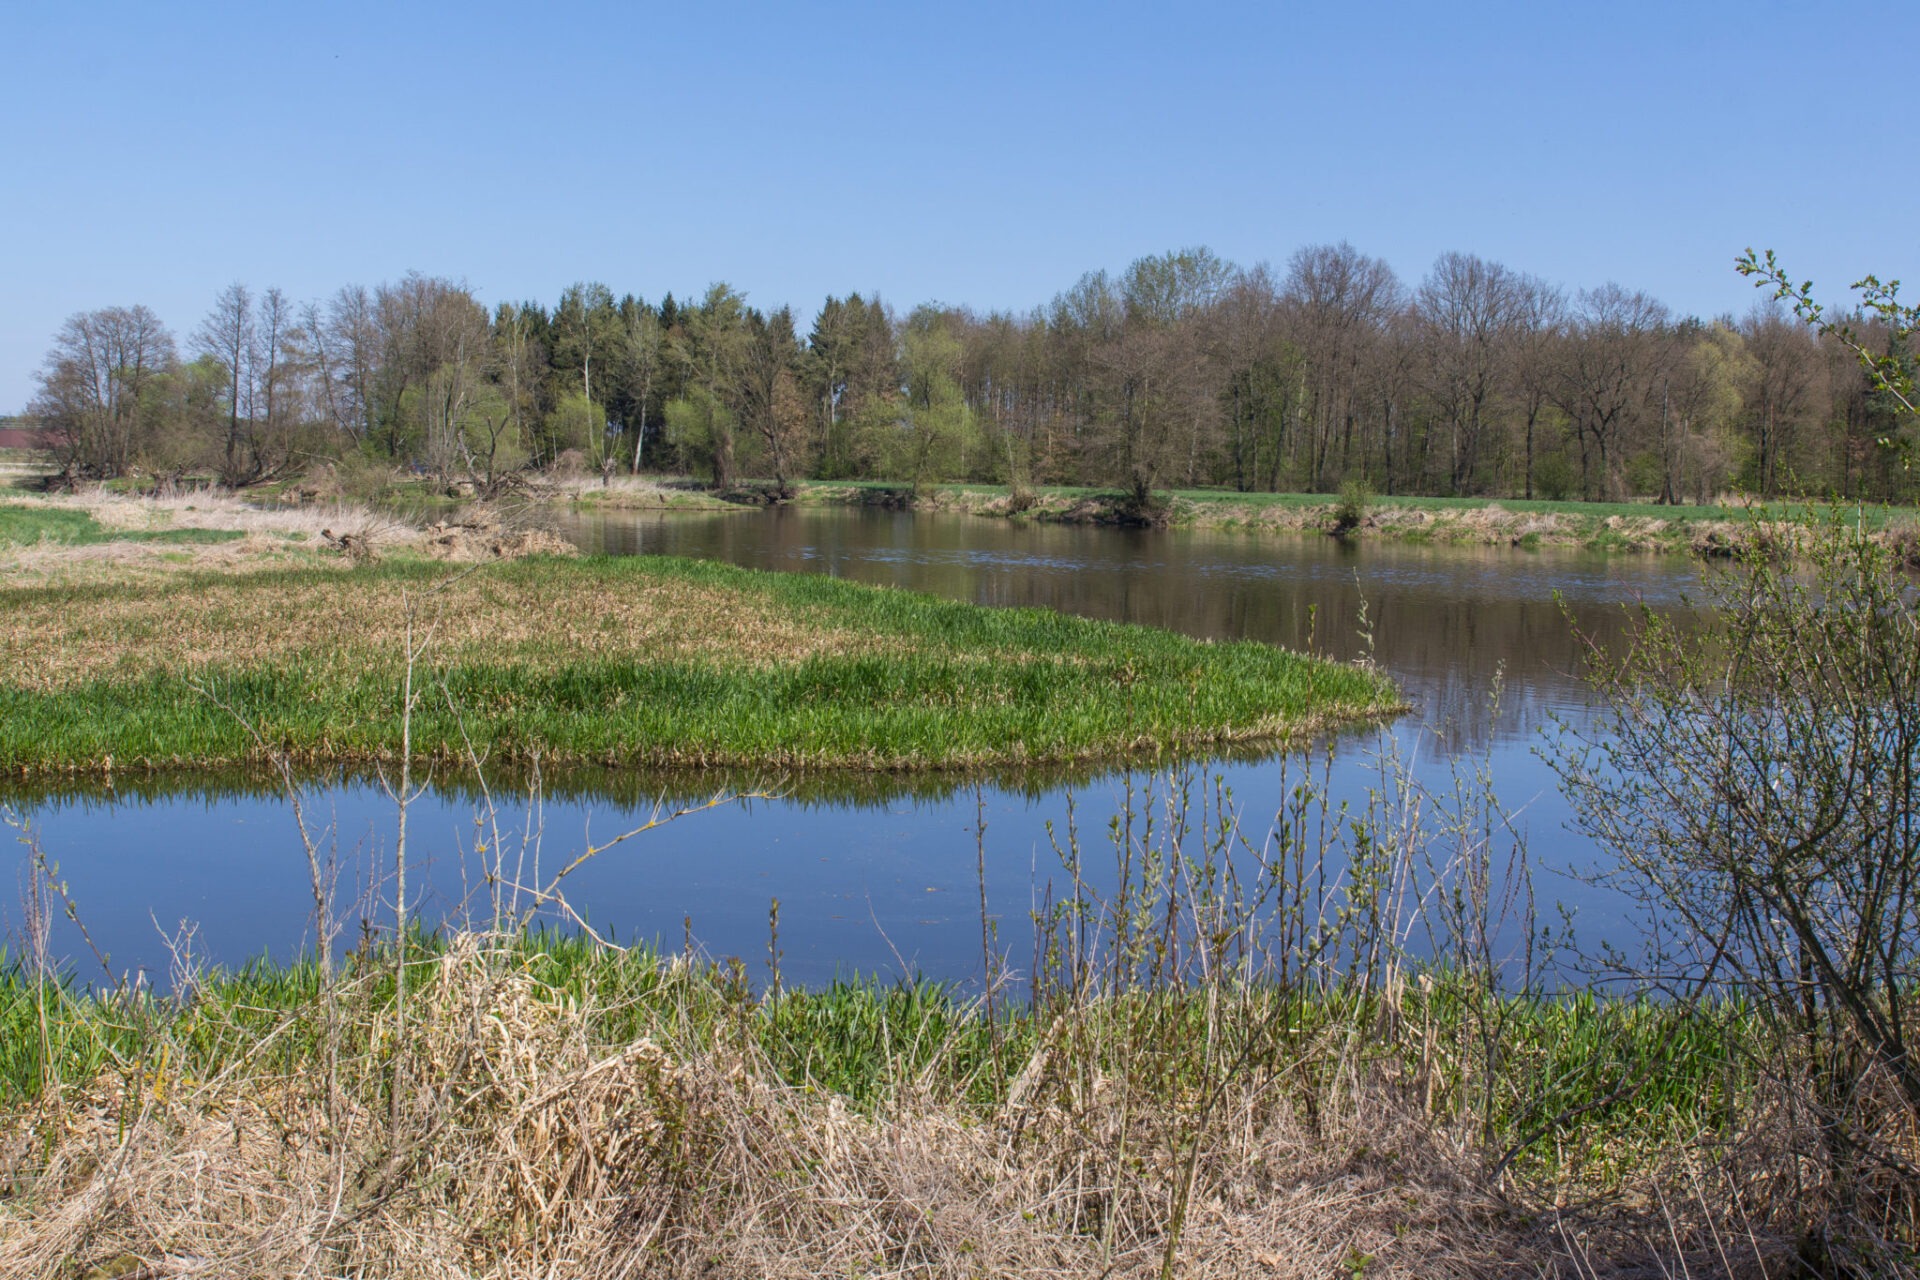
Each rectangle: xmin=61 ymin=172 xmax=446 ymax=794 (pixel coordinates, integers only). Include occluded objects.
xmin=0 ymin=734 xmax=1322 ymax=816
xmin=5 ymin=507 xmax=1704 ymax=989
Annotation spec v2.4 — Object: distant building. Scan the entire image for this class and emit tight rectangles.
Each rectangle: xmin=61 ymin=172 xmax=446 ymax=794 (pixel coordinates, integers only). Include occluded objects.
xmin=0 ymin=418 xmax=53 ymax=451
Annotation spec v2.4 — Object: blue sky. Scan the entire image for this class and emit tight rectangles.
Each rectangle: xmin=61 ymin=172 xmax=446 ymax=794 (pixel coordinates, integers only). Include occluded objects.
xmin=3 ymin=0 xmax=1913 ymax=412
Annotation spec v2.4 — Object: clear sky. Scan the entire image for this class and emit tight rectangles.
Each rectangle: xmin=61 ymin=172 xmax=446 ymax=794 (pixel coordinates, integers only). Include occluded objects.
xmin=3 ymin=0 xmax=1914 ymax=412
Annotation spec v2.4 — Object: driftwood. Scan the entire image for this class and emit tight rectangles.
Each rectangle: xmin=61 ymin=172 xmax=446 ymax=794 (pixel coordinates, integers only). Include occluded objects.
xmin=319 ymin=527 xmax=375 ymax=561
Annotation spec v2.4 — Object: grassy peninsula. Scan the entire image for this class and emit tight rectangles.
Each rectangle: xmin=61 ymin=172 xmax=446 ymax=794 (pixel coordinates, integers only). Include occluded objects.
xmin=0 ymin=494 xmax=1398 ymax=775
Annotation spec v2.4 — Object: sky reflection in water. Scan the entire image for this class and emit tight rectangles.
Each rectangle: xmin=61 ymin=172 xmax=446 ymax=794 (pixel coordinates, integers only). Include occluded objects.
xmin=8 ymin=509 xmax=1703 ymax=989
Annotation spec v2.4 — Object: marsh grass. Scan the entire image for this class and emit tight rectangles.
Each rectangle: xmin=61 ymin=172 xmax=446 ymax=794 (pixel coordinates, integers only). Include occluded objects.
xmin=0 ymin=940 xmax=1778 ymax=1279
xmin=0 ymin=555 xmax=1399 ymax=774
xmin=0 ymin=750 xmax=1807 ymax=1278
xmin=0 ymin=491 xmax=435 ymax=589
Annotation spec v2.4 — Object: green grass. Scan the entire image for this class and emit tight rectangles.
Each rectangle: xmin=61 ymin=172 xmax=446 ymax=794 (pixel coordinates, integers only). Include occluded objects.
xmin=0 ymin=933 xmax=1754 ymax=1184
xmin=0 ymin=554 xmax=1399 ymax=774
xmin=0 ymin=502 xmax=242 ymax=548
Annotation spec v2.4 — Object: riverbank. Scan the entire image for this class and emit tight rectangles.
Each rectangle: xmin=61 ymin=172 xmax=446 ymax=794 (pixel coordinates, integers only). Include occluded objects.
xmin=0 ymin=493 xmax=1398 ymax=775
xmin=762 ymin=480 xmax=1920 ymax=558
xmin=61 ymin=468 xmax=1920 ymax=560
xmin=0 ymin=930 xmax=1791 ymax=1279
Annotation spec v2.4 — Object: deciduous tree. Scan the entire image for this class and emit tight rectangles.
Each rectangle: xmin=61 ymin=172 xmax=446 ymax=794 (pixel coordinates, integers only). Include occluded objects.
xmin=1415 ymin=252 xmax=1523 ymax=494
xmin=31 ymin=305 xmax=177 ymax=479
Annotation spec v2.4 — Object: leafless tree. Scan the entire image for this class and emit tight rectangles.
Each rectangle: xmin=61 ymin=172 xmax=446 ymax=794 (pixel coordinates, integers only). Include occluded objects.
xmin=329 ymin=285 xmax=380 ymax=444
xmin=1415 ymin=252 xmax=1526 ymax=494
xmin=195 ymin=283 xmax=300 ymax=485
xmin=1212 ymin=265 xmax=1292 ymax=491
xmin=1552 ymin=284 xmax=1672 ymax=500
xmin=1738 ymin=302 xmax=1827 ymax=494
xmin=31 ymin=305 xmax=177 ymax=479
xmin=1504 ymin=275 xmax=1566 ymax=499
xmin=1281 ymin=243 xmax=1402 ymax=489
xmin=195 ymin=283 xmax=257 ymax=483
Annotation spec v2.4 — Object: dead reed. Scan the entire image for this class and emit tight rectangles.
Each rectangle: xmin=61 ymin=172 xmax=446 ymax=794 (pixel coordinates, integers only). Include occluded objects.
xmin=0 ymin=742 xmax=1837 ymax=1279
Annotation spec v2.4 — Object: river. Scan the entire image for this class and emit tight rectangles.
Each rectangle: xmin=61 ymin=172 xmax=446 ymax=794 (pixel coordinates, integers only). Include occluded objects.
xmin=7 ymin=507 xmax=1701 ymax=990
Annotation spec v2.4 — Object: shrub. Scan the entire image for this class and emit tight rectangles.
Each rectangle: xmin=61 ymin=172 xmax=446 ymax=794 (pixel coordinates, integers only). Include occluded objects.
xmin=1330 ymin=477 xmax=1373 ymax=535
xmin=1533 ymin=453 xmax=1574 ymax=502
xmin=1556 ymin=507 xmax=1920 ymax=1266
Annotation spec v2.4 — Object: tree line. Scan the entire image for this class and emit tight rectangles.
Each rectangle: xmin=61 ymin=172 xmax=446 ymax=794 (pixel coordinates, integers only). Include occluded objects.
xmin=26 ymin=245 xmax=1918 ymax=504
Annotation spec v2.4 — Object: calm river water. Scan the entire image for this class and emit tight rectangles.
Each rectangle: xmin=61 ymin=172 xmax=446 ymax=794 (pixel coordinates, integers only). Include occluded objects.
xmin=8 ymin=508 xmax=1701 ymax=989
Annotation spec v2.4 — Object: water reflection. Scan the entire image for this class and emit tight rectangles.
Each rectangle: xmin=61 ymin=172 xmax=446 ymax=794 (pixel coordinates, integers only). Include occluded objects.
xmin=560 ymin=507 xmax=1697 ymax=754
xmin=7 ymin=509 xmax=1703 ymax=987
xmin=0 ymin=743 xmax=1303 ymax=816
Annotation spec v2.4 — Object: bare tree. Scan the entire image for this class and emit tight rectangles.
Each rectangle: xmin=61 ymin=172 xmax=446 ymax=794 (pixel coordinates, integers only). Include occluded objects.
xmin=1368 ymin=305 xmax=1424 ymax=494
xmin=1505 ymin=275 xmax=1566 ymax=499
xmin=1211 ymin=265 xmax=1289 ymax=492
xmin=330 ymin=284 xmax=380 ymax=444
xmin=195 ymin=283 xmax=257 ymax=484
xmin=1415 ymin=252 xmax=1524 ymax=494
xmin=190 ymin=281 xmax=299 ymax=487
xmin=31 ymin=305 xmax=177 ymax=479
xmin=1280 ymin=243 xmax=1402 ymax=489
xmin=1739 ymin=303 xmax=1827 ymax=494
xmin=1552 ymin=284 xmax=1671 ymax=500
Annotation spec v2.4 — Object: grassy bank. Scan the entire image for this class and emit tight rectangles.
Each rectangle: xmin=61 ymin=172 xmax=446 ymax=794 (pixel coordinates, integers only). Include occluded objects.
xmin=789 ymin=479 xmax=1920 ymax=557
xmin=0 ymin=930 xmax=1788 ymax=1279
xmin=539 ymin=473 xmax=771 ymax=512
xmin=0 ymin=547 xmax=1397 ymax=775
xmin=0 ymin=489 xmax=578 ymax=581
xmin=0 ymin=502 xmax=246 ymax=550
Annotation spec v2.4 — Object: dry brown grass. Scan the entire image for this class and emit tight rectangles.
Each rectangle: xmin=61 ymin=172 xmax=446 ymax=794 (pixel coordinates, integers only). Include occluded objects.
xmin=43 ymin=489 xmax=414 ymax=544
xmin=0 ymin=937 xmax=1792 ymax=1279
xmin=0 ymin=565 xmax=903 ymax=694
xmin=0 ymin=531 xmax=346 ymax=584
xmin=0 ymin=488 xmax=909 ymax=692
xmin=0 ymin=491 xmax=585 ymax=589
